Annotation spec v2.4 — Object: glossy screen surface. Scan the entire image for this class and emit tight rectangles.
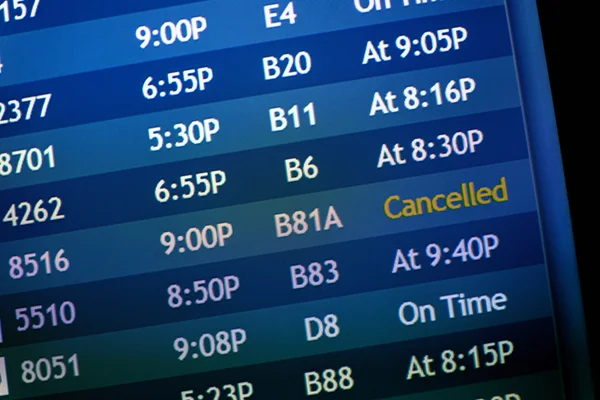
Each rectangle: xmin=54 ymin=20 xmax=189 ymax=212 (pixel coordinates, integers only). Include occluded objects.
xmin=0 ymin=1 xmax=594 ymax=399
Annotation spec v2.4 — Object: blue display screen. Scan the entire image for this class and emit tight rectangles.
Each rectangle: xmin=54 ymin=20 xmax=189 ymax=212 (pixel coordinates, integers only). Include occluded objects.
xmin=0 ymin=1 xmax=594 ymax=399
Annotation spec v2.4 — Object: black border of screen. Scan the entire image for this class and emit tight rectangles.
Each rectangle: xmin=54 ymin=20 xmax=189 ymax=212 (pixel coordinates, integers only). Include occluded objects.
xmin=535 ymin=0 xmax=597 ymax=396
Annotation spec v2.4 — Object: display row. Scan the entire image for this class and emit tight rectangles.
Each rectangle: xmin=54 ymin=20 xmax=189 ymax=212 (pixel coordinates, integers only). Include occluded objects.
xmin=0 ymin=14 xmax=513 ymax=138
xmin=0 ymin=0 xmax=504 ymax=41
xmin=0 ymin=79 xmax=523 ymax=192
xmin=0 ymin=109 xmax=529 ymax=243
xmin=0 ymin=3 xmax=505 ymax=87
xmin=0 ymin=159 xmax=538 ymax=294
xmin=0 ymin=363 xmax=564 ymax=400
xmin=0 ymin=362 xmax=565 ymax=400
xmin=0 ymin=153 xmax=533 ymax=244
xmin=0 ymin=212 xmax=544 ymax=346
xmin=1 ymin=0 xmax=202 ymax=35
xmin=0 ymin=266 xmax=554 ymax=398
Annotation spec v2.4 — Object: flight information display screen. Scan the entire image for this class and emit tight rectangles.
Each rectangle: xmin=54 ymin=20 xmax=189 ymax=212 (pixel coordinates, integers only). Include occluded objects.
xmin=0 ymin=1 xmax=594 ymax=399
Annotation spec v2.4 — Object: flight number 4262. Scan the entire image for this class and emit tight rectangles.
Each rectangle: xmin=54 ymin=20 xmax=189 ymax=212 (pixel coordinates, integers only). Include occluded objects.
xmin=3 ymin=197 xmax=65 ymax=227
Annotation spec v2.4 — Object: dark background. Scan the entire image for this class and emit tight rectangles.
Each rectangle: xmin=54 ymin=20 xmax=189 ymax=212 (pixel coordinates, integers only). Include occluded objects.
xmin=535 ymin=0 xmax=598 ymax=393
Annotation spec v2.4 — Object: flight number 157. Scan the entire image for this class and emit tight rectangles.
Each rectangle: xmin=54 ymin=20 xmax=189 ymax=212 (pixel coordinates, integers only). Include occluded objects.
xmin=1 ymin=0 xmax=41 ymax=23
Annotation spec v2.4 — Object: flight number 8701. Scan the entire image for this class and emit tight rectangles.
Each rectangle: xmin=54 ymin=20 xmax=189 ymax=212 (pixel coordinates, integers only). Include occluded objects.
xmin=0 ymin=145 xmax=55 ymax=177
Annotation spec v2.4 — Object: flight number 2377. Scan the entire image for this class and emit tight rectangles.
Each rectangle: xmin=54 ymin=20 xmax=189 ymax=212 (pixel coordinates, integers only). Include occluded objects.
xmin=0 ymin=94 xmax=51 ymax=125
